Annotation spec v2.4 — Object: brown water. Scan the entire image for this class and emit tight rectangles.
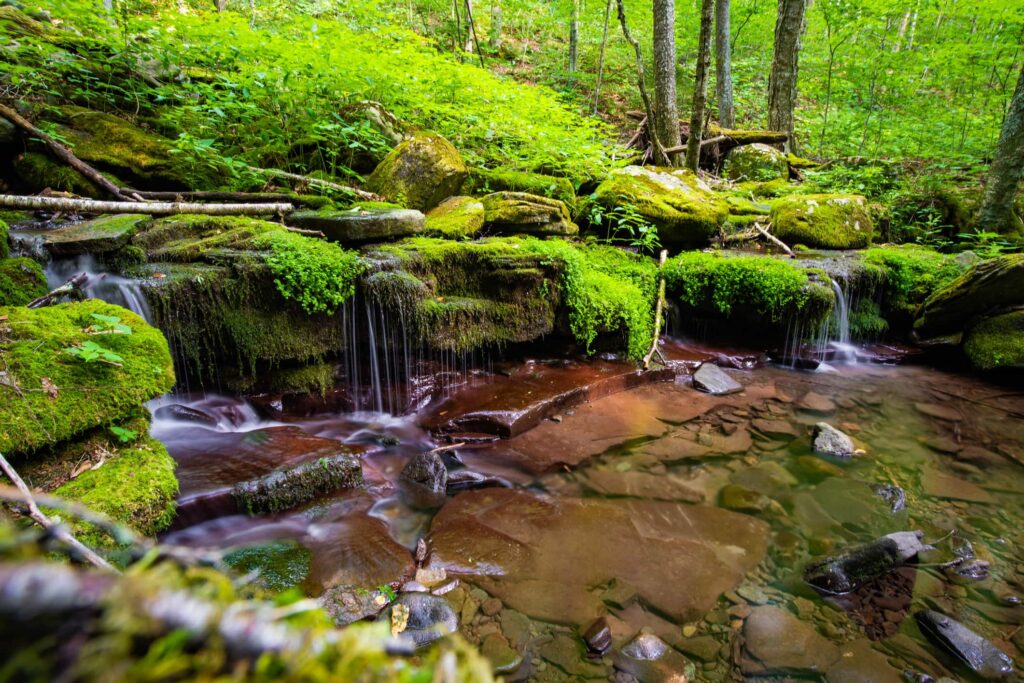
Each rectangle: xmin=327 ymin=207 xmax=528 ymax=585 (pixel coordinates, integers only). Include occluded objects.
xmin=155 ymin=351 xmax=1024 ymax=682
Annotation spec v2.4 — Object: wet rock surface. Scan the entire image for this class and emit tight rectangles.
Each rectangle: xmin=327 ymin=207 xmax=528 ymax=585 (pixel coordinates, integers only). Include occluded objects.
xmin=288 ymin=205 xmax=425 ymax=244
xmin=613 ymin=633 xmax=692 ymax=682
xmin=740 ymin=605 xmax=840 ymax=675
xmin=691 ymin=362 xmax=743 ymax=395
xmin=814 ymin=421 xmax=857 ymax=458
xmin=384 ymin=592 xmax=459 ymax=648
xmin=915 ymin=610 xmax=1015 ymax=680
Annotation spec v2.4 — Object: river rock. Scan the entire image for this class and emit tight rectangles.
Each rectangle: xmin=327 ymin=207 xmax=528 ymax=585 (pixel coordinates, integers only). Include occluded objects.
xmin=319 ymin=583 xmax=389 ymax=626
xmin=426 ymin=488 xmax=769 ymax=625
xmin=231 ymin=452 xmax=362 ymax=515
xmin=400 ymin=450 xmax=448 ymax=493
xmin=914 ymin=610 xmax=1015 ymax=680
xmin=481 ymin=191 xmax=577 ymax=236
xmin=481 ymin=633 xmax=523 ymax=674
xmin=723 ymin=143 xmax=789 ymax=182
xmin=719 ymin=484 xmax=775 ymax=513
xmin=914 ymin=253 xmax=1024 ymax=340
xmin=826 ymin=638 xmax=905 ymax=683
xmin=582 ymin=617 xmax=613 ymax=655
xmin=613 ymin=633 xmax=691 ymax=683
xmin=384 ymin=592 xmax=459 ymax=648
xmin=367 ymin=132 xmax=467 ymax=211
xmin=43 ymin=214 xmax=148 ymax=256
xmin=741 ymin=606 xmax=840 ymax=676
xmin=813 ymin=422 xmax=856 ymax=458
xmin=692 ymin=362 xmax=743 ymax=395
xmin=153 ymin=403 xmax=219 ymax=428
xmin=288 ymin=205 xmax=424 ymax=244
xmin=798 ymin=391 xmax=837 ymax=414
xmin=424 ymin=195 xmax=485 ymax=239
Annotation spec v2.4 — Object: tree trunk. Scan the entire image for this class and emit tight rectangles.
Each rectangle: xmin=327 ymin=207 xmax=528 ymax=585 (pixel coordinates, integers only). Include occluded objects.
xmin=652 ymin=0 xmax=682 ymax=165
xmin=617 ymin=0 xmax=668 ymax=164
xmin=569 ymin=0 xmax=579 ymax=74
xmin=593 ymin=0 xmax=614 ymax=114
xmin=714 ymin=0 xmax=735 ymax=128
xmin=767 ymin=0 xmax=806 ymax=152
xmin=978 ymin=62 xmax=1024 ymax=235
xmin=0 ymin=194 xmax=294 ymax=216
xmin=489 ymin=2 xmax=502 ymax=49
xmin=685 ymin=0 xmax=715 ymax=171
xmin=464 ymin=0 xmax=475 ymax=52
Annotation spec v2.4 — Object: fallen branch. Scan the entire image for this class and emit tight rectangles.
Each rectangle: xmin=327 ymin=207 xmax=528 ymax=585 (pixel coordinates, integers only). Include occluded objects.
xmin=0 ymin=104 xmax=134 ymax=202
xmin=27 ymin=272 xmax=89 ymax=309
xmin=126 ymin=190 xmax=299 ymax=204
xmin=754 ymin=221 xmax=795 ymax=257
xmin=0 ymin=455 xmax=114 ymax=572
xmin=245 ymin=166 xmax=382 ymax=202
xmin=284 ymin=226 xmax=325 ymax=238
xmin=1 ymin=194 xmax=293 ymax=216
xmin=643 ymin=249 xmax=668 ymax=370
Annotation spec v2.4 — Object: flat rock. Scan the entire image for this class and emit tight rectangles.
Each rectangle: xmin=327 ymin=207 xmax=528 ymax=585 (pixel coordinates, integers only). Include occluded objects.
xmin=692 ymin=363 xmax=743 ymax=395
xmin=44 ymin=214 xmax=148 ymax=256
xmin=914 ymin=402 xmax=963 ymax=422
xmin=922 ymin=467 xmax=995 ymax=503
xmin=579 ymin=469 xmax=705 ymax=503
xmin=427 ymin=488 xmax=769 ymax=625
xmin=288 ymin=206 xmax=424 ymax=244
xmin=752 ymin=418 xmax=800 ymax=440
xmin=741 ymin=606 xmax=840 ymax=676
xmin=798 ymin=391 xmax=837 ymax=414
xmin=481 ymin=191 xmax=577 ymax=236
xmin=827 ymin=638 xmax=905 ymax=683
xmin=307 ymin=512 xmax=416 ymax=592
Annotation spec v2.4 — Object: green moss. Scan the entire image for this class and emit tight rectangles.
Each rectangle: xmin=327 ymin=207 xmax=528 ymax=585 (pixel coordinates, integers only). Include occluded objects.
xmin=723 ymin=143 xmax=789 ymax=182
xmin=787 ymin=153 xmax=821 ymax=170
xmin=266 ymin=363 xmax=336 ymax=396
xmin=466 ymin=167 xmax=576 ymax=207
xmin=863 ymin=245 xmax=963 ymax=319
xmin=914 ymin=253 xmax=1024 ymax=339
xmin=424 ymin=196 xmax=485 ymax=239
xmin=366 ymin=132 xmax=468 ymax=210
xmin=224 ymin=541 xmax=312 ymax=592
xmin=592 ymin=166 xmax=729 ymax=245
xmin=770 ymin=194 xmax=873 ymax=249
xmin=44 ymin=213 xmax=148 ymax=256
xmin=54 ymin=435 xmax=178 ymax=543
xmin=481 ymin=191 xmax=577 ymax=236
xmin=664 ymin=251 xmax=834 ymax=325
xmin=232 ymin=453 xmax=362 ymax=515
xmin=735 ymin=178 xmax=799 ymax=199
xmin=253 ymin=230 xmax=363 ymax=315
xmin=0 ymin=299 xmax=175 ymax=456
xmin=963 ymin=311 xmax=1024 ymax=371
xmin=134 ymin=214 xmax=280 ymax=262
xmin=848 ymin=298 xmax=889 ymax=339
xmin=0 ymin=219 xmax=8 ymax=259
xmin=0 ymin=256 xmax=47 ymax=306
xmin=14 ymin=151 xmax=104 ymax=197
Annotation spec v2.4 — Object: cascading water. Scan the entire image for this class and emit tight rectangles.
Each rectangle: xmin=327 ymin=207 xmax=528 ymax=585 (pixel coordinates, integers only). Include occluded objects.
xmin=781 ymin=276 xmax=859 ymax=369
xmin=826 ymin=277 xmax=858 ymax=364
xmin=45 ymin=255 xmax=153 ymax=324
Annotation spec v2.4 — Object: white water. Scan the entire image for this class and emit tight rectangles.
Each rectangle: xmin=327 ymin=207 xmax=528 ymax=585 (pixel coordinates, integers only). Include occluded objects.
xmin=45 ymin=255 xmax=153 ymax=324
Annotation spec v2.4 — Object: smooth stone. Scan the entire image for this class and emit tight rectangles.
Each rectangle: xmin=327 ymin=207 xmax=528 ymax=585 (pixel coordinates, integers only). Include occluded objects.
xmin=692 ymin=363 xmax=743 ymax=396
xmin=400 ymin=450 xmax=448 ymax=493
xmin=481 ymin=633 xmax=523 ymax=674
xmin=613 ymin=633 xmax=691 ymax=683
xmin=288 ymin=206 xmax=424 ymax=244
xmin=582 ymin=617 xmax=613 ymax=655
xmin=798 ymin=391 xmax=837 ymax=414
xmin=384 ymin=592 xmax=459 ymax=648
xmin=153 ymin=403 xmax=219 ymax=428
xmin=741 ymin=606 xmax=840 ymax=676
xmin=914 ymin=610 xmax=1015 ymax=680
xmin=752 ymin=418 xmax=800 ymax=440
xmin=922 ymin=467 xmax=995 ymax=503
xmin=813 ymin=422 xmax=856 ymax=458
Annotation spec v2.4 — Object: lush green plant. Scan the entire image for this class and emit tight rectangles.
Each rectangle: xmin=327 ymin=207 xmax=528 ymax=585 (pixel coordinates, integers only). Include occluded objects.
xmin=955 ymin=228 xmax=1015 ymax=259
xmin=85 ymin=312 xmax=132 ymax=335
xmin=587 ymin=202 xmax=661 ymax=255
xmin=108 ymin=424 xmax=139 ymax=443
xmin=255 ymin=231 xmax=364 ymax=315
xmin=64 ymin=340 xmax=126 ymax=366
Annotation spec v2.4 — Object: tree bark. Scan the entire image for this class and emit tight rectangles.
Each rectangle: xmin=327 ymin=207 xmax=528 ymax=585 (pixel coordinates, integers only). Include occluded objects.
xmin=617 ymin=0 xmax=668 ymax=164
xmin=685 ymin=0 xmax=716 ymax=171
xmin=569 ymin=0 xmax=579 ymax=74
xmin=0 ymin=194 xmax=294 ymax=216
xmin=978 ymin=62 xmax=1024 ymax=235
xmin=652 ymin=0 xmax=682 ymax=165
xmin=489 ymin=1 xmax=502 ymax=49
xmin=767 ymin=0 xmax=806 ymax=152
xmin=714 ymin=0 xmax=735 ymax=128
xmin=593 ymin=0 xmax=614 ymax=114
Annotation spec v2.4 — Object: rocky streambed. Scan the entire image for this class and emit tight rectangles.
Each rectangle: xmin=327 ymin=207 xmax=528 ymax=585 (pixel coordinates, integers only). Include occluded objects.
xmin=154 ymin=352 xmax=1023 ymax=682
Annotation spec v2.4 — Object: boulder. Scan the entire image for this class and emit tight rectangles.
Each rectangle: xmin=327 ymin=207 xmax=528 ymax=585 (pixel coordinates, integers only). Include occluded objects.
xmin=424 ymin=196 xmax=485 ymax=239
xmin=44 ymin=214 xmax=148 ymax=256
xmin=770 ymin=194 xmax=873 ymax=249
xmin=400 ymin=450 xmax=448 ymax=493
xmin=741 ymin=606 xmax=840 ymax=676
xmin=287 ymin=204 xmax=424 ymax=244
xmin=813 ymin=422 xmax=856 ymax=458
xmin=691 ymin=362 xmax=743 ymax=395
xmin=367 ymin=133 xmax=468 ymax=211
xmin=465 ymin=167 xmax=576 ymax=206
xmin=914 ymin=610 xmax=1015 ymax=680
xmin=592 ymin=166 xmax=729 ymax=245
xmin=481 ymin=191 xmax=577 ymax=236
xmin=723 ymin=143 xmax=789 ymax=182
xmin=963 ymin=310 xmax=1024 ymax=370
xmin=914 ymin=254 xmax=1024 ymax=339
xmin=231 ymin=452 xmax=363 ymax=515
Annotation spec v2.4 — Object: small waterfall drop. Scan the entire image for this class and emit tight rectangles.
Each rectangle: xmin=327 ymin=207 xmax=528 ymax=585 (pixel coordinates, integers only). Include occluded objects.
xmin=826 ymin=277 xmax=858 ymax=364
xmin=45 ymin=255 xmax=153 ymax=324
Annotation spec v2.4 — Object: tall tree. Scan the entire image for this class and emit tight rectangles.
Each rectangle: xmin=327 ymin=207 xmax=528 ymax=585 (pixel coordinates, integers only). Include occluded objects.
xmin=653 ymin=0 xmax=683 ymax=165
xmin=767 ymin=0 xmax=806 ymax=151
xmin=714 ymin=0 xmax=735 ymax=128
xmin=978 ymin=62 xmax=1024 ymax=235
xmin=617 ymin=0 xmax=667 ymax=163
xmin=685 ymin=0 xmax=716 ymax=170
xmin=569 ymin=0 xmax=579 ymax=74
xmin=489 ymin=2 xmax=502 ymax=49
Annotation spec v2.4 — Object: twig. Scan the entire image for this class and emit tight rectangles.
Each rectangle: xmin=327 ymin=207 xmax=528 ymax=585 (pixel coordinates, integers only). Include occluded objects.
xmin=643 ymin=249 xmax=668 ymax=369
xmin=27 ymin=272 xmax=89 ymax=309
xmin=428 ymin=442 xmax=465 ymax=454
xmin=284 ymin=226 xmax=326 ymax=238
xmin=1 ymin=194 xmax=293 ymax=216
xmin=0 ymin=455 xmax=115 ymax=571
xmin=754 ymin=221 xmax=794 ymax=257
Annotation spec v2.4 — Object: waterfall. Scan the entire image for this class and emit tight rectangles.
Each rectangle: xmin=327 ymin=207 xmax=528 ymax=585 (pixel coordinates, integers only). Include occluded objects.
xmin=45 ymin=256 xmax=153 ymax=324
xmin=827 ymin=278 xmax=858 ymax=364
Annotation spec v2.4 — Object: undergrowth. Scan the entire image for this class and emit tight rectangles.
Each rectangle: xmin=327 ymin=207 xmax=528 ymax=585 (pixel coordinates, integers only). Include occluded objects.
xmin=254 ymin=231 xmax=363 ymax=315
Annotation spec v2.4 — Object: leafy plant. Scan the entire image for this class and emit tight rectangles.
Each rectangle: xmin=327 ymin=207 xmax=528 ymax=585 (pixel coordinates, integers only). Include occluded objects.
xmin=587 ymin=202 xmax=661 ymax=255
xmin=255 ymin=231 xmax=364 ymax=315
xmin=86 ymin=313 xmax=132 ymax=335
xmin=64 ymin=340 xmax=125 ymax=367
xmin=955 ymin=228 xmax=1014 ymax=259
xmin=109 ymin=424 xmax=139 ymax=443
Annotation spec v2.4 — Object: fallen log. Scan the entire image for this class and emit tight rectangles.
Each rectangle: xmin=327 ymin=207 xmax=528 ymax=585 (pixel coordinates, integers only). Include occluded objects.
xmin=126 ymin=190 xmax=299 ymax=203
xmin=245 ymin=166 xmax=382 ymax=201
xmin=754 ymin=221 xmax=795 ymax=257
xmin=0 ymin=194 xmax=293 ymax=216
xmin=0 ymin=104 xmax=135 ymax=202
xmin=27 ymin=272 xmax=88 ymax=309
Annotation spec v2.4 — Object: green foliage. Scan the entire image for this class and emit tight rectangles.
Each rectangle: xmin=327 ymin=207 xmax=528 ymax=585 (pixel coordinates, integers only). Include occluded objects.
xmin=0 ymin=219 xmax=8 ymax=260
xmin=587 ymin=202 xmax=662 ymax=255
xmin=863 ymin=245 xmax=963 ymax=318
xmin=964 ymin=310 xmax=1024 ymax=371
xmin=109 ymin=424 xmax=139 ymax=443
xmin=954 ymin=228 xmax=1016 ymax=259
xmin=254 ymin=231 xmax=364 ymax=315
xmin=64 ymin=340 xmax=126 ymax=366
xmin=86 ymin=312 xmax=133 ymax=335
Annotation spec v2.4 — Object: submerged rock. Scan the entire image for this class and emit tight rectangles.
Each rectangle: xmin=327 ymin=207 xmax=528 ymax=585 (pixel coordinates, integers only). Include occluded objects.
xmin=367 ymin=132 xmax=468 ymax=211
xmin=723 ymin=143 xmax=789 ymax=182
xmin=813 ymin=422 xmax=856 ymax=458
xmin=383 ymin=592 xmax=459 ymax=648
xmin=914 ymin=610 xmax=1015 ymax=680
xmin=770 ymin=194 xmax=873 ymax=249
xmin=872 ymin=483 xmax=907 ymax=512
xmin=613 ymin=633 xmax=691 ymax=683
xmin=804 ymin=531 xmax=932 ymax=595
xmin=480 ymin=191 xmax=577 ymax=236
xmin=153 ymin=403 xmax=219 ymax=428
xmin=232 ymin=452 xmax=363 ymax=515
xmin=691 ymin=362 xmax=743 ymax=395
xmin=741 ymin=605 xmax=840 ymax=676
xmin=287 ymin=205 xmax=424 ymax=244
xmin=224 ymin=540 xmax=311 ymax=592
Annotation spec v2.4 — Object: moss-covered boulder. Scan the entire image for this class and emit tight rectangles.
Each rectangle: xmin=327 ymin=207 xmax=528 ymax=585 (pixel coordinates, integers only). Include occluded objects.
xmin=424 ymin=196 xmax=485 ymax=239
xmin=723 ymin=143 xmax=789 ymax=182
xmin=963 ymin=310 xmax=1024 ymax=371
xmin=288 ymin=205 xmax=425 ymax=244
xmin=465 ymin=167 xmax=576 ymax=207
xmin=44 ymin=214 xmax=148 ymax=256
xmin=233 ymin=452 xmax=363 ymax=515
xmin=13 ymin=151 xmax=105 ymax=197
xmin=770 ymin=194 xmax=873 ymax=249
xmin=0 ymin=299 xmax=175 ymax=456
xmin=914 ymin=254 xmax=1024 ymax=340
xmin=592 ymin=166 xmax=729 ymax=245
xmin=0 ymin=256 xmax=47 ymax=306
xmin=481 ymin=192 xmax=577 ymax=236
xmin=367 ymin=133 xmax=468 ymax=211
xmin=862 ymin=246 xmax=964 ymax=330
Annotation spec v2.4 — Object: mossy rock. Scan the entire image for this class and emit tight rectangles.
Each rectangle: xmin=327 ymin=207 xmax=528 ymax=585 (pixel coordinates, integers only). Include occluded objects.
xmin=914 ymin=254 xmax=1024 ymax=339
xmin=13 ymin=151 xmax=105 ymax=197
xmin=723 ymin=143 xmax=789 ymax=182
xmin=963 ymin=310 xmax=1024 ymax=371
xmin=54 ymin=435 xmax=178 ymax=542
xmin=481 ymin=191 xmax=577 ymax=236
xmin=224 ymin=540 xmax=312 ymax=592
xmin=591 ymin=166 xmax=729 ymax=245
xmin=0 ymin=256 xmax=47 ymax=306
xmin=367 ymin=133 xmax=468 ymax=211
xmin=133 ymin=214 xmax=278 ymax=260
xmin=770 ymin=194 xmax=873 ymax=249
xmin=44 ymin=213 xmax=148 ymax=256
xmin=424 ymin=196 xmax=485 ymax=240
xmin=288 ymin=206 xmax=425 ymax=244
xmin=232 ymin=452 xmax=363 ymax=516
xmin=465 ymin=167 xmax=576 ymax=207
xmin=863 ymin=246 xmax=964 ymax=325
xmin=0 ymin=299 xmax=175 ymax=456
xmin=786 ymin=153 xmax=821 ymax=170
xmin=0 ymin=219 xmax=7 ymax=259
